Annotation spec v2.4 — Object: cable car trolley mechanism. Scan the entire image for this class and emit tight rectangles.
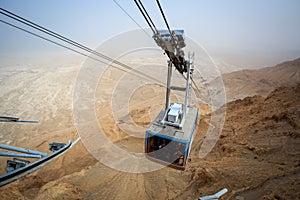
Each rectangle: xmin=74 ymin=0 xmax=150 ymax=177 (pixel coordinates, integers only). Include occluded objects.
xmin=134 ymin=0 xmax=199 ymax=170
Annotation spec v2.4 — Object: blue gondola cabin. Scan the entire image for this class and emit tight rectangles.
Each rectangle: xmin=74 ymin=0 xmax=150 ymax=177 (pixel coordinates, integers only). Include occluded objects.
xmin=145 ymin=105 xmax=198 ymax=170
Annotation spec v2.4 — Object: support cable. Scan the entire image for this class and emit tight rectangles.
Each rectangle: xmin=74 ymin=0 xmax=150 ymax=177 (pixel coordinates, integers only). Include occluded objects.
xmin=155 ymin=0 xmax=182 ymax=63
xmin=155 ymin=0 xmax=171 ymax=35
xmin=137 ymin=0 xmax=158 ymax=33
xmin=112 ymin=0 xmax=151 ymax=38
xmin=0 ymin=19 xmax=163 ymax=84
xmin=0 ymin=8 xmax=164 ymax=85
xmin=132 ymin=1 xmax=201 ymax=94
xmin=0 ymin=8 xmax=134 ymax=70
xmin=133 ymin=0 xmax=157 ymax=34
xmin=0 ymin=19 xmax=120 ymax=70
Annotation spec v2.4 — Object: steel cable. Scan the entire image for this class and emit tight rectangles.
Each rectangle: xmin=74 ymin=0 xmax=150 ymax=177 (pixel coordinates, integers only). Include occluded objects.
xmin=0 ymin=8 xmax=164 ymax=85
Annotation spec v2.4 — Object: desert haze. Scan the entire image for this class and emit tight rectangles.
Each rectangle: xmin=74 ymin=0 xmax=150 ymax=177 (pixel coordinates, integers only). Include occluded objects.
xmin=0 ymin=57 xmax=299 ymax=199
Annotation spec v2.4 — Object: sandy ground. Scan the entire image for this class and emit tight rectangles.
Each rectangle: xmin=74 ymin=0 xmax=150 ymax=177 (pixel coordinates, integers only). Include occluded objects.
xmin=0 ymin=59 xmax=299 ymax=199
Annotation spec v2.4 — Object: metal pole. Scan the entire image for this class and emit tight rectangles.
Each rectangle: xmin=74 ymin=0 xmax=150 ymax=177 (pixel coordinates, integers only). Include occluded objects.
xmin=165 ymin=60 xmax=172 ymax=111
xmin=14 ymin=120 xmax=39 ymax=123
xmin=183 ymin=53 xmax=191 ymax=121
xmin=0 ymin=152 xmax=41 ymax=159
xmin=0 ymin=116 xmax=39 ymax=123
xmin=0 ymin=144 xmax=47 ymax=157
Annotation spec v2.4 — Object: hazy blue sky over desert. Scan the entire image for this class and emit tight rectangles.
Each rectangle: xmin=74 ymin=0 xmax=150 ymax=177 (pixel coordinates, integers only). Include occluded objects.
xmin=1 ymin=0 xmax=300 ymax=67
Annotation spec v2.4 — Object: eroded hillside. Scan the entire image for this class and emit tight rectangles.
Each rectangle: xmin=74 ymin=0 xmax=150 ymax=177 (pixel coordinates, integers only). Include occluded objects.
xmin=1 ymin=84 xmax=299 ymax=199
xmin=210 ymin=57 xmax=300 ymax=103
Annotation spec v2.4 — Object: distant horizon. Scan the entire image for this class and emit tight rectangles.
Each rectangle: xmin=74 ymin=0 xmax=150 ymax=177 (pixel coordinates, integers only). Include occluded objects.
xmin=1 ymin=49 xmax=299 ymax=72
xmin=1 ymin=0 xmax=300 ymax=69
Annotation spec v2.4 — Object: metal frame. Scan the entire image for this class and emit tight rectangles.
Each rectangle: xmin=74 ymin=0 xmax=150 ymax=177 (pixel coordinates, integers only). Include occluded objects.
xmin=161 ymin=52 xmax=194 ymax=128
xmin=0 ymin=144 xmax=47 ymax=158
xmin=0 ymin=137 xmax=80 ymax=187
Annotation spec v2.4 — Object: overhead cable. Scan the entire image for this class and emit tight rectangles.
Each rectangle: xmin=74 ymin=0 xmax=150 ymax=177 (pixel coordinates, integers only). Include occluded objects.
xmin=132 ymin=1 xmax=202 ymax=95
xmin=133 ymin=0 xmax=158 ymax=35
xmin=112 ymin=0 xmax=151 ymax=38
xmin=155 ymin=0 xmax=171 ymax=35
xmin=0 ymin=8 xmax=164 ymax=85
xmin=0 ymin=19 xmax=124 ymax=71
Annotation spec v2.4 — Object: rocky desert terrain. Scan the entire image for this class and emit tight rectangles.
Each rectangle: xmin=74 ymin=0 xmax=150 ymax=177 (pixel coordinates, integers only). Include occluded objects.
xmin=210 ymin=58 xmax=300 ymax=103
xmin=0 ymin=57 xmax=299 ymax=199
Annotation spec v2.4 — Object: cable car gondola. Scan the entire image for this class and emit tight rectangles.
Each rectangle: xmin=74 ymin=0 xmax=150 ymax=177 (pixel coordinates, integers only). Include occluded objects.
xmin=145 ymin=104 xmax=198 ymax=170
xmin=133 ymin=0 xmax=199 ymax=170
xmin=143 ymin=28 xmax=198 ymax=170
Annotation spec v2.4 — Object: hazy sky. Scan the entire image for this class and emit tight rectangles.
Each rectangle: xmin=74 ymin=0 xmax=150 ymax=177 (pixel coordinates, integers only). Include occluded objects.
xmin=1 ymin=0 xmax=300 ymax=68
